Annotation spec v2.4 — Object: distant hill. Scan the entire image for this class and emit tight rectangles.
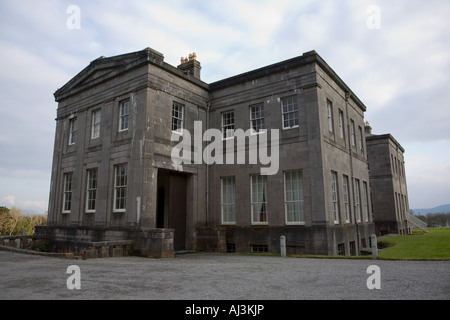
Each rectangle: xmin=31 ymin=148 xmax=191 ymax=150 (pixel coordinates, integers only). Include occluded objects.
xmin=412 ymin=204 xmax=450 ymax=215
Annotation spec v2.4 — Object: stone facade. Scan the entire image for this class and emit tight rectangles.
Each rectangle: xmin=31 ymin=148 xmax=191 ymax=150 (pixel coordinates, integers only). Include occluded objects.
xmin=41 ymin=47 xmax=379 ymax=257
xmin=365 ymin=125 xmax=411 ymax=236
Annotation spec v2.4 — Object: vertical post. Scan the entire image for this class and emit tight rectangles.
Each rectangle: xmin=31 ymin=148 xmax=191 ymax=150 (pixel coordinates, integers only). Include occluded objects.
xmin=371 ymin=234 xmax=378 ymax=260
xmin=280 ymin=235 xmax=286 ymax=258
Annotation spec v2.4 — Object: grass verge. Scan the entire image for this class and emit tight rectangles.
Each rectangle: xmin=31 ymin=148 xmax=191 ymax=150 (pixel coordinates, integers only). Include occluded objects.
xmin=377 ymin=228 xmax=450 ymax=261
xmin=228 ymin=228 xmax=450 ymax=261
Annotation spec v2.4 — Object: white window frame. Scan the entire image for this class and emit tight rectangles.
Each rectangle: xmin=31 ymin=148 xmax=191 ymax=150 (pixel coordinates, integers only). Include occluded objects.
xmin=119 ymin=100 xmax=130 ymax=132
xmin=354 ymin=179 xmax=361 ymax=223
xmin=250 ymin=104 xmax=265 ymax=134
xmin=86 ymin=168 xmax=98 ymax=213
xmin=284 ymin=170 xmax=305 ymax=225
xmin=221 ymin=177 xmax=236 ymax=225
xmin=251 ymin=175 xmax=268 ymax=225
xmin=327 ymin=100 xmax=334 ymax=132
xmin=62 ymin=172 xmax=73 ymax=213
xmin=281 ymin=96 xmax=299 ymax=129
xmin=69 ymin=117 xmax=77 ymax=145
xmin=113 ymin=164 xmax=127 ymax=212
xmin=91 ymin=109 xmax=101 ymax=139
xmin=171 ymin=102 xmax=184 ymax=134
xmin=358 ymin=126 xmax=364 ymax=151
xmin=338 ymin=109 xmax=345 ymax=139
xmin=363 ymin=181 xmax=369 ymax=222
xmin=222 ymin=111 xmax=235 ymax=139
xmin=343 ymin=175 xmax=350 ymax=223
xmin=331 ymin=171 xmax=339 ymax=224
xmin=350 ymin=120 xmax=356 ymax=147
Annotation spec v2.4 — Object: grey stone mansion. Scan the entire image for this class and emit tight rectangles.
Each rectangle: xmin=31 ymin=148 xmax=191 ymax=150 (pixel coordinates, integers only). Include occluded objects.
xmin=37 ymin=47 xmax=411 ymax=257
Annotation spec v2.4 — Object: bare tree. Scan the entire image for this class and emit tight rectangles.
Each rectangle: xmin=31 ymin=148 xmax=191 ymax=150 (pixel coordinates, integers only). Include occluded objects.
xmin=8 ymin=207 xmax=22 ymax=236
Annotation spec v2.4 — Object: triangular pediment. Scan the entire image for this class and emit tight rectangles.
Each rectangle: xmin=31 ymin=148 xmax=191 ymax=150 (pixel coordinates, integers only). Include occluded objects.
xmin=74 ymin=65 xmax=117 ymax=88
xmin=54 ymin=48 xmax=165 ymax=101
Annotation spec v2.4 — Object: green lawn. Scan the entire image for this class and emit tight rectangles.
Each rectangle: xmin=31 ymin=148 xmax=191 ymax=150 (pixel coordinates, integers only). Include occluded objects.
xmin=378 ymin=228 xmax=450 ymax=261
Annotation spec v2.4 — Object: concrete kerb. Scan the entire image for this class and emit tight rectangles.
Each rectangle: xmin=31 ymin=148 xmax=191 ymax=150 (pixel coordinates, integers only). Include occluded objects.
xmin=0 ymin=245 xmax=67 ymax=258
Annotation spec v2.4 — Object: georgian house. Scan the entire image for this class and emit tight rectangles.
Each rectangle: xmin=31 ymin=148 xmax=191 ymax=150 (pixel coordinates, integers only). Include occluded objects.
xmin=40 ymin=47 xmax=377 ymax=257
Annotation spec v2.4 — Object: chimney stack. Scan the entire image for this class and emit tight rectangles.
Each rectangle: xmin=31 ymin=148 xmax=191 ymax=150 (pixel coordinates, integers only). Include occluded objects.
xmin=178 ymin=52 xmax=201 ymax=80
xmin=364 ymin=121 xmax=372 ymax=135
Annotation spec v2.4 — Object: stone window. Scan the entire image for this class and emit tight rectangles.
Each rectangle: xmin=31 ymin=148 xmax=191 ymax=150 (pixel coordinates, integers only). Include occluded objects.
xmin=114 ymin=164 xmax=127 ymax=212
xmin=251 ymin=174 xmax=267 ymax=224
xmin=91 ymin=109 xmax=101 ymax=139
xmin=222 ymin=111 xmax=234 ymax=139
xmin=284 ymin=170 xmax=304 ymax=224
xmin=339 ymin=109 xmax=345 ymax=139
xmin=350 ymin=119 xmax=356 ymax=147
xmin=363 ymin=181 xmax=369 ymax=222
xmin=281 ymin=96 xmax=299 ymax=129
xmin=354 ymin=179 xmax=361 ymax=222
xmin=358 ymin=125 xmax=364 ymax=151
xmin=172 ymin=102 xmax=184 ymax=133
xmin=68 ymin=117 xmax=77 ymax=145
xmin=337 ymin=243 xmax=346 ymax=256
xmin=331 ymin=171 xmax=340 ymax=224
xmin=119 ymin=100 xmax=130 ymax=132
xmin=327 ymin=100 xmax=334 ymax=132
xmin=342 ymin=175 xmax=350 ymax=223
xmin=221 ymin=177 xmax=236 ymax=224
xmin=251 ymin=244 xmax=268 ymax=253
xmin=63 ymin=172 xmax=73 ymax=213
xmin=86 ymin=168 xmax=98 ymax=212
xmin=250 ymin=104 xmax=265 ymax=133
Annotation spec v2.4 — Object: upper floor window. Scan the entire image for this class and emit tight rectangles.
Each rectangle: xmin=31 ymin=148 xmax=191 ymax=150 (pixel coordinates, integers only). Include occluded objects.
xmin=282 ymin=96 xmax=299 ymax=129
xmin=338 ymin=109 xmax=345 ymax=139
xmin=250 ymin=104 xmax=265 ymax=133
xmin=119 ymin=100 xmax=130 ymax=132
xmin=222 ymin=111 xmax=235 ymax=139
xmin=350 ymin=120 xmax=356 ymax=147
xmin=327 ymin=100 xmax=334 ymax=132
xmin=358 ymin=126 xmax=364 ymax=151
xmin=91 ymin=109 xmax=101 ymax=139
xmin=69 ymin=117 xmax=77 ymax=145
xmin=172 ymin=102 xmax=184 ymax=133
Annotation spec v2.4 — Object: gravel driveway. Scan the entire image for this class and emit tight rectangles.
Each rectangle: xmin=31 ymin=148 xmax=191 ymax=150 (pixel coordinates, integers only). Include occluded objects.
xmin=1 ymin=250 xmax=449 ymax=300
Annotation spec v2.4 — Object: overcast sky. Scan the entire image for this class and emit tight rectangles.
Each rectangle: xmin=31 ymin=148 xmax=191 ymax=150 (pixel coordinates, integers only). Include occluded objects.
xmin=0 ymin=0 xmax=449 ymax=213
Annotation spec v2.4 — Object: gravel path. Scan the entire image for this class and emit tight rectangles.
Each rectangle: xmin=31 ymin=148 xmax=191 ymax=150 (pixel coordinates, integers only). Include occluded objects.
xmin=0 ymin=250 xmax=449 ymax=300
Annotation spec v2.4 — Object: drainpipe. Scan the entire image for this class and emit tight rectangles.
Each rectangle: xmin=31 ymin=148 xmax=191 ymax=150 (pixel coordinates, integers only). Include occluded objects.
xmin=206 ymin=101 xmax=211 ymax=226
xmin=345 ymin=93 xmax=360 ymax=255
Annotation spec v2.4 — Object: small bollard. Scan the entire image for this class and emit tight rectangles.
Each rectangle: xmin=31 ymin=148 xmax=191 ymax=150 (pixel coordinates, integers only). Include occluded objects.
xmin=371 ymin=234 xmax=378 ymax=260
xmin=280 ymin=235 xmax=286 ymax=258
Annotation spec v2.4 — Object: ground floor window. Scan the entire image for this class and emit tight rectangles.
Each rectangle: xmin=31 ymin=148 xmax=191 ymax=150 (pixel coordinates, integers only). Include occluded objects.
xmin=62 ymin=172 xmax=73 ymax=213
xmin=331 ymin=171 xmax=340 ymax=224
xmin=86 ymin=168 xmax=98 ymax=212
xmin=114 ymin=164 xmax=128 ymax=212
xmin=251 ymin=244 xmax=268 ymax=253
xmin=251 ymin=175 xmax=268 ymax=224
xmin=284 ymin=170 xmax=304 ymax=224
xmin=221 ymin=177 xmax=236 ymax=224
